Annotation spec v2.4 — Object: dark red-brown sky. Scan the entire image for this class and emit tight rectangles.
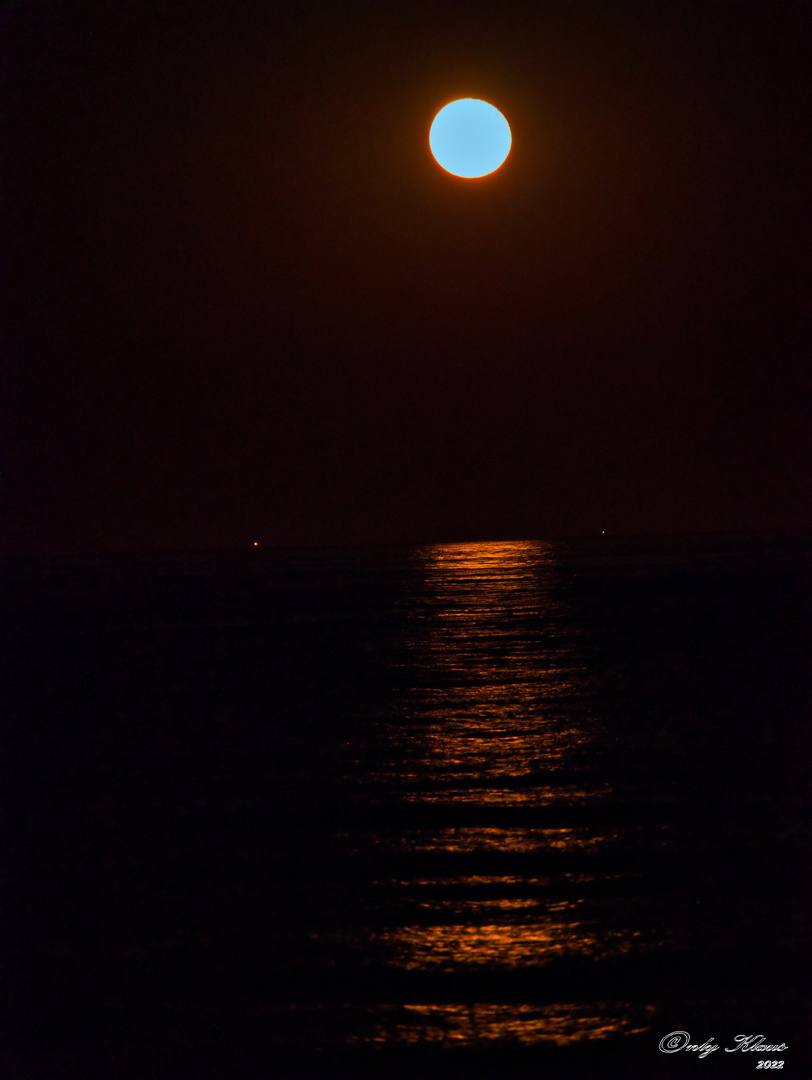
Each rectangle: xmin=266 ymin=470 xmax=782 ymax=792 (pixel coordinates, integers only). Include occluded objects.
xmin=4 ymin=0 xmax=811 ymax=554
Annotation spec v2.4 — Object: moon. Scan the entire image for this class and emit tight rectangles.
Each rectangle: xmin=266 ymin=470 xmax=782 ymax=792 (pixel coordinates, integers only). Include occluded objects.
xmin=429 ymin=98 xmax=512 ymax=178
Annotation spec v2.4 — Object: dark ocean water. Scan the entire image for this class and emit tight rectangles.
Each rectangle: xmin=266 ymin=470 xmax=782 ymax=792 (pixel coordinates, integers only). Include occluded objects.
xmin=2 ymin=534 xmax=810 ymax=1079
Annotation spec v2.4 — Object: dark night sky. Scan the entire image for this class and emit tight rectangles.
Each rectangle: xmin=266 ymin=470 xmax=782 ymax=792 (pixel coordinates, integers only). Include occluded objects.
xmin=4 ymin=0 xmax=811 ymax=554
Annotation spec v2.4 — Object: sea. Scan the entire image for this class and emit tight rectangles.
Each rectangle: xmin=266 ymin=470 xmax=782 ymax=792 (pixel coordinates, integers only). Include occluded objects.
xmin=2 ymin=533 xmax=810 ymax=1079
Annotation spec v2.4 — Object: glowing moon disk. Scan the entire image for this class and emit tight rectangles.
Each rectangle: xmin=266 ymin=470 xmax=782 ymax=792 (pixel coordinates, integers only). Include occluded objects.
xmin=429 ymin=98 xmax=511 ymax=178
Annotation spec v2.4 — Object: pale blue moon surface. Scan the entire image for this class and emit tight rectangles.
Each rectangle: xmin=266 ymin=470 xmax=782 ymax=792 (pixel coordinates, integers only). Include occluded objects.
xmin=429 ymin=98 xmax=511 ymax=178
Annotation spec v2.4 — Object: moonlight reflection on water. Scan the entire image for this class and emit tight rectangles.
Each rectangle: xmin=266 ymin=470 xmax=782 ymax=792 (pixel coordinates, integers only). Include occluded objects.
xmin=325 ymin=541 xmax=652 ymax=1046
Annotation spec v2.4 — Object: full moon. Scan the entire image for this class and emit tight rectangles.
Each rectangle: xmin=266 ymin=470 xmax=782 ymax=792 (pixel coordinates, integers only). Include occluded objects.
xmin=429 ymin=98 xmax=511 ymax=178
